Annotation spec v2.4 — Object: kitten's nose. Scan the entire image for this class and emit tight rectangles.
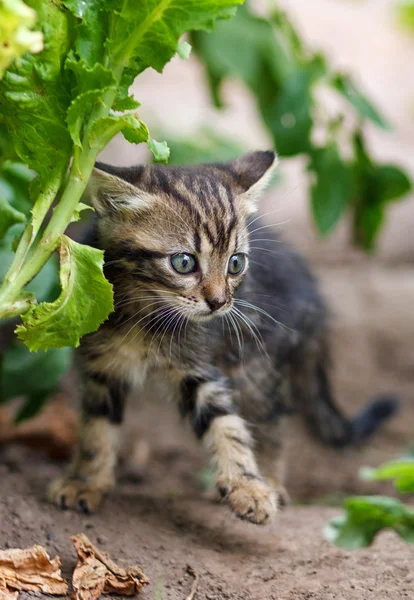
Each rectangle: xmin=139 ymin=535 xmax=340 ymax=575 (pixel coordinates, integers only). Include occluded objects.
xmin=205 ymin=297 xmax=226 ymax=312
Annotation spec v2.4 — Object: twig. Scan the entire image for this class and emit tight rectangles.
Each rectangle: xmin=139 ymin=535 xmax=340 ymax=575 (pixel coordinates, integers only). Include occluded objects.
xmin=185 ymin=566 xmax=199 ymax=600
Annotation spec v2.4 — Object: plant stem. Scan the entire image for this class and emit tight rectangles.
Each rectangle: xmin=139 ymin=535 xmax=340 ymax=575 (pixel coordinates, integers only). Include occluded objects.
xmin=6 ymin=170 xmax=64 ymax=283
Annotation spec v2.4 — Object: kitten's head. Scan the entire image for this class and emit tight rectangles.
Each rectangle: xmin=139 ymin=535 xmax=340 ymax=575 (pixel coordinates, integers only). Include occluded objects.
xmin=89 ymin=151 xmax=276 ymax=322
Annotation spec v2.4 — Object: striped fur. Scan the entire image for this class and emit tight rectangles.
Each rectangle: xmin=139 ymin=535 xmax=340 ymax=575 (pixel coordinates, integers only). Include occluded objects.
xmin=48 ymin=150 xmax=397 ymax=524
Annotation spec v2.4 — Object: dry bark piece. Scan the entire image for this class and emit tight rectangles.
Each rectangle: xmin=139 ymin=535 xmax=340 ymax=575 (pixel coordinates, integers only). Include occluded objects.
xmin=71 ymin=533 xmax=149 ymax=600
xmin=0 ymin=545 xmax=68 ymax=596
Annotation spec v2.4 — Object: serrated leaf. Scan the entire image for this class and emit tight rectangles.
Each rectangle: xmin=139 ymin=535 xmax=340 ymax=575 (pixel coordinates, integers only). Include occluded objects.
xmin=64 ymin=0 xmax=107 ymax=67
xmin=67 ymin=87 xmax=115 ymax=148
xmin=0 ymin=0 xmax=43 ymax=78
xmin=0 ymin=0 xmax=73 ymax=191
xmin=71 ymin=201 xmax=93 ymax=223
xmin=332 ymin=74 xmax=390 ymax=130
xmin=89 ymin=113 xmax=149 ymax=150
xmin=0 ymin=196 xmax=26 ymax=239
xmin=16 ymin=235 xmax=113 ymax=350
xmin=113 ymin=67 xmax=140 ymax=111
xmin=325 ymin=495 xmax=414 ymax=549
xmin=107 ymin=0 xmax=243 ymax=75
xmin=103 ymin=0 xmax=244 ymax=112
xmin=310 ymin=144 xmax=354 ymax=235
xmin=65 ymin=57 xmax=116 ymax=94
xmin=147 ymin=138 xmax=170 ymax=163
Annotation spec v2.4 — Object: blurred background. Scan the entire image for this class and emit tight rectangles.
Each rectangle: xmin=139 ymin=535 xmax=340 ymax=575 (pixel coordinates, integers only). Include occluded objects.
xmin=2 ymin=0 xmax=414 ymax=502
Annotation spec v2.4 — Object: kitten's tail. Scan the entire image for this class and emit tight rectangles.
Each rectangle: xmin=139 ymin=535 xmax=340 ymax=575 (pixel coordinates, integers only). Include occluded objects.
xmin=296 ymin=358 xmax=400 ymax=448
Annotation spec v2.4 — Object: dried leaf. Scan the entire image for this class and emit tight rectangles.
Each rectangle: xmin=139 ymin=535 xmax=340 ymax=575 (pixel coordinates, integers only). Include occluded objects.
xmin=71 ymin=534 xmax=149 ymax=600
xmin=0 ymin=545 xmax=68 ymax=595
xmin=0 ymin=395 xmax=76 ymax=459
xmin=0 ymin=588 xmax=18 ymax=600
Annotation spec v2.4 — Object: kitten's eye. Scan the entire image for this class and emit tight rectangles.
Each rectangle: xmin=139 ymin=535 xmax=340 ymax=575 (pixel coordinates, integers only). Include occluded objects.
xmin=228 ymin=253 xmax=246 ymax=275
xmin=171 ymin=253 xmax=197 ymax=274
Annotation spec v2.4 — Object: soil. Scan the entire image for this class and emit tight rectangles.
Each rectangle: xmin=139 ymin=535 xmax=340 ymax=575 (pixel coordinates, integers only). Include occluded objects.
xmin=0 ymin=381 xmax=413 ymax=600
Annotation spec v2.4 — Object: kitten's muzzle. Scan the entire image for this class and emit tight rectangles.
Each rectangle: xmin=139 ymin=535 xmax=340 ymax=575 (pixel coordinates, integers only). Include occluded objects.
xmin=205 ymin=297 xmax=226 ymax=312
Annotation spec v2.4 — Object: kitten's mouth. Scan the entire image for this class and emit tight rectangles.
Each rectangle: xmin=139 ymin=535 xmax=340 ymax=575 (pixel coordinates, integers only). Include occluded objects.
xmin=190 ymin=304 xmax=232 ymax=322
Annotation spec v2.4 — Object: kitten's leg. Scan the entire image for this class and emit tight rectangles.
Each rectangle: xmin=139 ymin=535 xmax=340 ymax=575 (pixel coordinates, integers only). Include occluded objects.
xmin=180 ymin=374 xmax=277 ymax=525
xmin=48 ymin=372 xmax=128 ymax=513
xmin=255 ymin=420 xmax=290 ymax=509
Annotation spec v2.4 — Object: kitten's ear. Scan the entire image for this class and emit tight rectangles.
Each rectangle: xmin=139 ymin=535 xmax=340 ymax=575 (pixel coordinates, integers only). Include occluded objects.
xmin=87 ymin=165 xmax=151 ymax=217
xmin=229 ymin=150 xmax=278 ymax=214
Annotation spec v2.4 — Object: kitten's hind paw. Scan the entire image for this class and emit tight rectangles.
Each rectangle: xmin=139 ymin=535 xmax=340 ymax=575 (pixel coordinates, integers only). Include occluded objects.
xmin=220 ymin=476 xmax=277 ymax=525
xmin=47 ymin=477 xmax=105 ymax=514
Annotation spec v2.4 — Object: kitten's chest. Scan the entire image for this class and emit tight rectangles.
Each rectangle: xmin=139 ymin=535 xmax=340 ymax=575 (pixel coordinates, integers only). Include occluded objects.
xmin=96 ymin=325 xmax=181 ymax=385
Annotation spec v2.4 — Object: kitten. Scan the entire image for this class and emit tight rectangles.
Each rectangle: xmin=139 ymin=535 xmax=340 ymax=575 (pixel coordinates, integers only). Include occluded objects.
xmin=48 ymin=151 xmax=397 ymax=524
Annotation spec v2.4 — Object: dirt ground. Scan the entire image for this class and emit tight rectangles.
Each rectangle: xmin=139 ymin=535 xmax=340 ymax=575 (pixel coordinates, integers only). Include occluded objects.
xmin=0 ymin=364 xmax=413 ymax=600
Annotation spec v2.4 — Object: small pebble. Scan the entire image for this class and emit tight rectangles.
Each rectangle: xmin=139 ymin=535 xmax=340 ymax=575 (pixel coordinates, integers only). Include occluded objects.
xmin=97 ymin=535 xmax=107 ymax=545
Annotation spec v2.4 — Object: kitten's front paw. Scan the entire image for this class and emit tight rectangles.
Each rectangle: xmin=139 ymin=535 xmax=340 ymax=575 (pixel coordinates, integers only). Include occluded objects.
xmin=220 ymin=476 xmax=277 ymax=525
xmin=47 ymin=477 xmax=105 ymax=514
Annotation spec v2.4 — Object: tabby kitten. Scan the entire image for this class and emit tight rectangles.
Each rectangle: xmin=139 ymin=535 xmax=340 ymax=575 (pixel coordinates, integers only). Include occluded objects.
xmin=48 ymin=151 xmax=397 ymax=524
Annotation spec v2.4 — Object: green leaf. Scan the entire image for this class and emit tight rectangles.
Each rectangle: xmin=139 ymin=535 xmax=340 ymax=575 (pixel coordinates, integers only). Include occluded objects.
xmin=360 ymin=460 xmax=414 ymax=494
xmin=102 ymin=0 xmax=244 ymax=115
xmin=112 ymin=70 xmax=140 ymax=111
xmin=89 ymin=113 xmax=149 ymax=150
xmin=70 ymin=201 xmax=93 ymax=223
xmin=332 ymin=74 xmax=390 ymax=130
xmin=15 ymin=235 xmax=113 ymax=350
xmin=376 ymin=165 xmax=412 ymax=203
xmin=310 ymin=144 xmax=354 ymax=235
xmin=0 ymin=0 xmax=73 ymax=191
xmin=64 ymin=0 xmax=108 ymax=67
xmin=0 ymin=0 xmax=43 ymax=79
xmin=192 ymin=5 xmax=289 ymax=111
xmin=0 ymin=197 xmax=26 ymax=239
xmin=177 ymin=40 xmax=192 ymax=60
xmin=271 ymin=69 xmax=314 ymax=156
xmin=106 ymin=0 xmax=244 ymax=76
xmin=147 ymin=138 xmax=170 ymax=163
xmin=325 ymin=496 xmax=414 ymax=549
xmin=65 ymin=57 xmax=116 ymax=95
xmin=0 ymin=161 xmax=34 ymax=215
xmin=167 ymin=127 xmax=245 ymax=165
xmin=351 ymin=130 xmax=410 ymax=252
xmin=67 ymin=87 xmax=115 ymax=148
xmin=0 ymin=340 xmax=72 ymax=405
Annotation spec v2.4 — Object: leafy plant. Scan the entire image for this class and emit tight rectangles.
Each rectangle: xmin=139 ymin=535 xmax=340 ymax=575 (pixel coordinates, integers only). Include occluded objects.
xmin=0 ymin=0 xmax=243 ymax=342
xmin=192 ymin=3 xmax=411 ymax=249
xmin=325 ymin=458 xmax=414 ymax=548
xmin=0 ymin=0 xmax=243 ymax=419
xmin=0 ymin=0 xmax=43 ymax=78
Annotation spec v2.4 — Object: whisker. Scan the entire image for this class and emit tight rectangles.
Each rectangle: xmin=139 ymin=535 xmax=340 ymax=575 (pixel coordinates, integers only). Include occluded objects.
xmin=232 ymin=306 xmax=269 ymax=359
xmin=234 ymin=299 xmax=294 ymax=334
